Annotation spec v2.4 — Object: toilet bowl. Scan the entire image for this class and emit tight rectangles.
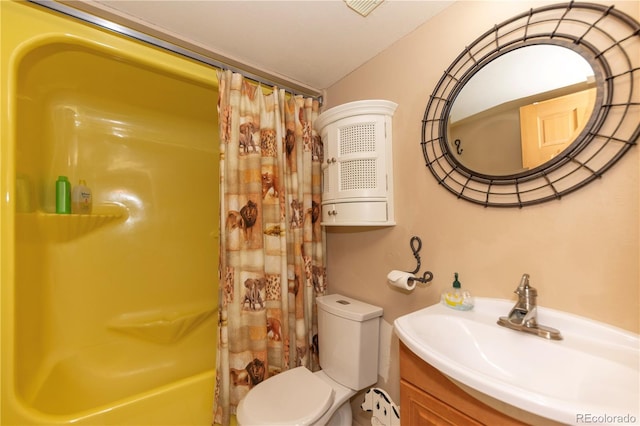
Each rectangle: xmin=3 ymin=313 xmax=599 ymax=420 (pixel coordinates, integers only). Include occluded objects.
xmin=236 ymin=367 xmax=354 ymax=426
xmin=236 ymin=294 xmax=383 ymax=426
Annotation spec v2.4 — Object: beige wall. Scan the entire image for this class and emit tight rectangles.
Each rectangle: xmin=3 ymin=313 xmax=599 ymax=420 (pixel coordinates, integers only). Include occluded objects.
xmin=323 ymin=0 xmax=639 ymax=409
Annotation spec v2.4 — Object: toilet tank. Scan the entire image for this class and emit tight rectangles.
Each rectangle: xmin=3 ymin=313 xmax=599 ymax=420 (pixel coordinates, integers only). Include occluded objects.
xmin=316 ymin=294 xmax=383 ymax=390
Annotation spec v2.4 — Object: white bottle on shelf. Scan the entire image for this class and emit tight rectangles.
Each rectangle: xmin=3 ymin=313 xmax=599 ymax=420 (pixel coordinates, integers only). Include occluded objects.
xmin=72 ymin=179 xmax=92 ymax=214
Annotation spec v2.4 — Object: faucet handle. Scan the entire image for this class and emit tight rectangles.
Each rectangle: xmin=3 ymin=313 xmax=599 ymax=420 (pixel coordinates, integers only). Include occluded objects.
xmin=515 ymin=273 xmax=531 ymax=294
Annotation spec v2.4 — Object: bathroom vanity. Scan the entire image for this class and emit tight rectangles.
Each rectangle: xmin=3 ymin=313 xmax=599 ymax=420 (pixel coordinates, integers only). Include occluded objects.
xmin=399 ymin=342 xmax=526 ymax=425
xmin=395 ymin=298 xmax=638 ymax=425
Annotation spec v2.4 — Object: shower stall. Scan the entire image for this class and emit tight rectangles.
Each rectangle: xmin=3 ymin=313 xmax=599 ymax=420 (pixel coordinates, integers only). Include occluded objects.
xmin=1 ymin=1 xmax=219 ymax=424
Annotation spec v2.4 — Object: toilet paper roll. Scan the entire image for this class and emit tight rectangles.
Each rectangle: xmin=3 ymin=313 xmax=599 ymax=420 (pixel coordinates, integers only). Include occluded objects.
xmin=387 ymin=270 xmax=416 ymax=291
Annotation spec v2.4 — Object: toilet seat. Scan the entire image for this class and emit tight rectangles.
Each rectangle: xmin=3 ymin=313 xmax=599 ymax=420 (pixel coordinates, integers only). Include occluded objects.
xmin=237 ymin=366 xmax=334 ymax=426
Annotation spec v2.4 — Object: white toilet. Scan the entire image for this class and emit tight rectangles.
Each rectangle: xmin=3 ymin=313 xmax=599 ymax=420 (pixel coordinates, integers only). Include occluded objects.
xmin=236 ymin=293 xmax=383 ymax=426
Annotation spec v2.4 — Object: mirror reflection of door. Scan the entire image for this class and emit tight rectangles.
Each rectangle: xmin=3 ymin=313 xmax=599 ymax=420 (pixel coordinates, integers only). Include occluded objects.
xmin=447 ymin=45 xmax=596 ymax=176
xmin=519 ymin=88 xmax=596 ymax=169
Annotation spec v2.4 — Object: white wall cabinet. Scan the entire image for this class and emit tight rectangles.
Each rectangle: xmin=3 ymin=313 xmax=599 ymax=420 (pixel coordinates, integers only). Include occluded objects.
xmin=315 ymin=100 xmax=397 ymax=226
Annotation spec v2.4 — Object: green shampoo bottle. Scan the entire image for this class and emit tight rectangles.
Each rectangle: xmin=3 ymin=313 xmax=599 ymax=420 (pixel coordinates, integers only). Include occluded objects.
xmin=55 ymin=175 xmax=71 ymax=214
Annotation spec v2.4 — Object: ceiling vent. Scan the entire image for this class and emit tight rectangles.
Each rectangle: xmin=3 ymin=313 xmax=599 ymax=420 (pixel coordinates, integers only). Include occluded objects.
xmin=344 ymin=0 xmax=384 ymax=17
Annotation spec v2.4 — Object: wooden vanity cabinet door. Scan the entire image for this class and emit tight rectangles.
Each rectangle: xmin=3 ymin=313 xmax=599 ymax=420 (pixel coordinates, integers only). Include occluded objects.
xmin=400 ymin=379 xmax=482 ymax=426
xmin=399 ymin=342 xmax=527 ymax=426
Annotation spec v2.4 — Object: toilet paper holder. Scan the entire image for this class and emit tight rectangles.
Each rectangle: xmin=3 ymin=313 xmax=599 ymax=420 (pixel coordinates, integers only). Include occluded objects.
xmin=407 ymin=236 xmax=434 ymax=285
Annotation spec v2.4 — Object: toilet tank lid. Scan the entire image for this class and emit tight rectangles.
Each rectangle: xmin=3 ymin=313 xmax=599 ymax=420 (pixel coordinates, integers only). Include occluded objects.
xmin=316 ymin=294 xmax=383 ymax=321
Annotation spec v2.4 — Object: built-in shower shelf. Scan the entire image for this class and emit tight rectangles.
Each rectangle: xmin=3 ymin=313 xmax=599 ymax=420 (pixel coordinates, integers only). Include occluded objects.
xmin=18 ymin=203 xmax=129 ymax=241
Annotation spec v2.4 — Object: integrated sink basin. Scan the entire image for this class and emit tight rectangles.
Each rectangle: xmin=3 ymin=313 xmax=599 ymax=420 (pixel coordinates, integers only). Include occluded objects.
xmin=394 ymin=298 xmax=639 ymax=425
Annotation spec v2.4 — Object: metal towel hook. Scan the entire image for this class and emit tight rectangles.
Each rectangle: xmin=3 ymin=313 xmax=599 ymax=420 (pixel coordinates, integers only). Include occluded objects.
xmin=407 ymin=236 xmax=434 ymax=284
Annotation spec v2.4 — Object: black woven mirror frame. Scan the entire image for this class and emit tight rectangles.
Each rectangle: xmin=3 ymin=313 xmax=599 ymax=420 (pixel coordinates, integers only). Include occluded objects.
xmin=422 ymin=2 xmax=640 ymax=207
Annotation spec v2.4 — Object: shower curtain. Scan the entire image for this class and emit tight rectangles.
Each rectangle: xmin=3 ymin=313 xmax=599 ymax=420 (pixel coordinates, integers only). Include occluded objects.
xmin=213 ymin=70 xmax=325 ymax=425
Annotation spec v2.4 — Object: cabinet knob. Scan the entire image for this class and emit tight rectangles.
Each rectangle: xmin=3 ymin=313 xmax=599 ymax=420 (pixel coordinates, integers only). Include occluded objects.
xmin=326 ymin=157 xmax=337 ymax=165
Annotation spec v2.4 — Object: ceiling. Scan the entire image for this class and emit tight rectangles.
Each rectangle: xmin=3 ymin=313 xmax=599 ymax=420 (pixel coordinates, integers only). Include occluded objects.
xmin=83 ymin=0 xmax=455 ymax=93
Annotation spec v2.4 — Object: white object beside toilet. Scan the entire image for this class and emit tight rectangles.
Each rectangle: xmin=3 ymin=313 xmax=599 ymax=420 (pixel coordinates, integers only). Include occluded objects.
xmin=236 ymin=293 xmax=383 ymax=425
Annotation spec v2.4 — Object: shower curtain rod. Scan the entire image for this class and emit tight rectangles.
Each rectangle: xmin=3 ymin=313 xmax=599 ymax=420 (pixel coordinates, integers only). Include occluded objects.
xmin=27 ymin=0 xmax=324 ymax=101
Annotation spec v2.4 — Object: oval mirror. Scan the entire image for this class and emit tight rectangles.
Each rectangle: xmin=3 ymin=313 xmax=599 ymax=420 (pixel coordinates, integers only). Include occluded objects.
xmin=422 ymin=2 xmax=640 ymax=207
xmin=447 ymin=45 xmax=597 ymax=177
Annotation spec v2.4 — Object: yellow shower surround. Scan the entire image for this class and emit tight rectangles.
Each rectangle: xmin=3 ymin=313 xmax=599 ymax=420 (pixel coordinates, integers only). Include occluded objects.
xmin=1 ymin=1 xmax=220 ymax=424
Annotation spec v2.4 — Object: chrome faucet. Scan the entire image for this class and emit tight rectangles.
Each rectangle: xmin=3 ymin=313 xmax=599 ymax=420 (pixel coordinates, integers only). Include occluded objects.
xmin=507 ymin=274 xmax=538 ymax=327
xmin=497 ymin=274 xmax=562 ymax=340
